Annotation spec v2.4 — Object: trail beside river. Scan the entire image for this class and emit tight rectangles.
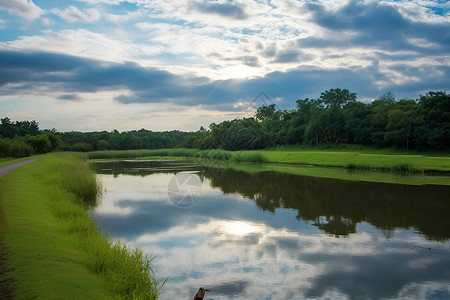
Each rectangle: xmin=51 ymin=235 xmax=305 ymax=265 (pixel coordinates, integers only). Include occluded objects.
xmin=0 ymin=159 xmax=36 ymax=300
xmin=0 ymin=160 xmax=37 ymax=180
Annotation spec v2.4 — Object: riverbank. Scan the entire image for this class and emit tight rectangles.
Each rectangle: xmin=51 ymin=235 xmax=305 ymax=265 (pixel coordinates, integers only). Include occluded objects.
xmin=87 ymin=148 xmax=450 ymax=174
xmin=0 ymin=153 xmax=163 ymax=299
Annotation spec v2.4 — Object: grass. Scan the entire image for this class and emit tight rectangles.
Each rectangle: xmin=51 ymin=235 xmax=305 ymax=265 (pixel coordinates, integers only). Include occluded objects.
xmin=86 ymin=147 xmax=450 ymax=175
xmin=0 ymin=152 xmax=164 ymax=299
xmin=257 ymin=150 xmax=450 ymax=173
xmin=199 ymin=159 xmax=450 ymax=186
xmin=88 ymin=149 xmax=197 ymax=160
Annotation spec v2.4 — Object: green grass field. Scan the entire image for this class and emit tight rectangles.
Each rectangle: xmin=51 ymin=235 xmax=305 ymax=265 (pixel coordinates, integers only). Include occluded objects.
xmin=88 ymin=148 xmax=450 ymax=174
xmin=200 ymin=159 xmax=450 ymax=186
xmin=256 ymin=150 xmax=450 ymax=173
xmin=0 ymin=153 xmax=163 ymax=299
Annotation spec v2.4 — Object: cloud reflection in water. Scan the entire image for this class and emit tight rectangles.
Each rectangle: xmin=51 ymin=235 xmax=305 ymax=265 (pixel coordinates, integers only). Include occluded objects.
xmin=93 ymin=165 xmax=450 ymax=300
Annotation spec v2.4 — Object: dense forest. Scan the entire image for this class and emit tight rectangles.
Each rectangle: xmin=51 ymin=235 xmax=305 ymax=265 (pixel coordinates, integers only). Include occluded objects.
xmin=0 ymin=89 xmax=448 ymax=157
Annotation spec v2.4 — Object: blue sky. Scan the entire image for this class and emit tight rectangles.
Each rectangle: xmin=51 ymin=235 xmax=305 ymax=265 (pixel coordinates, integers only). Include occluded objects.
xmin=0 ymin=0 xmax=449 ymax=131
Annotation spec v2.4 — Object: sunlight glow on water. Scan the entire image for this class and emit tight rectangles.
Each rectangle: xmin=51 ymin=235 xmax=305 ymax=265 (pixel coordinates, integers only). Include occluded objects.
xmin=92 ymin=160 xmax=450 ymax=300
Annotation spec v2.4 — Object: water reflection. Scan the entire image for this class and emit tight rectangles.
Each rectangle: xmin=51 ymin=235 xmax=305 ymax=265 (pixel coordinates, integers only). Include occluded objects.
xmin=203 ymin=167 xmax=450 ymax=241
xmin=92 ymin=160 xmax=450 ymax=300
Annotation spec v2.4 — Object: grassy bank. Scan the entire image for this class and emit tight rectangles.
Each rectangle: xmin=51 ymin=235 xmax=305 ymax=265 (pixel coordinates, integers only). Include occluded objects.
xmin=199 ymin=159 xmax=450 ymax=186
xmin=257 ymin=150 xmax=450 ymax=173
xmin=88 ymin=148 xmax=197 ymax=160
xmin=87 ymin=148 xmax=450 ymax=174
xmin=0 ymin=153 xmax=163 ymax=299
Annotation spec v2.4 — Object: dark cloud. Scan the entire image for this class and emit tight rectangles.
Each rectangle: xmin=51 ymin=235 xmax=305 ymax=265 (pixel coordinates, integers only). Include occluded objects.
xmin=310 ymin=0 xmax=407 ymax=35
xmin=56 ymin=94 xmax=81 ymax=101
xmin=260 ymin=42 xmax=277 ymax=58
xmin=305 ymin=0 xmax=450 ymax=54
xmin=189 ymin=0 xmax=247 ymax=20
xmin=0 ymin=50 xmax=448 ymax=110
xmin=207 ymin=53 xmax=260 ymax=67
xmin=272 ymin=49 xmax=312 ymax=63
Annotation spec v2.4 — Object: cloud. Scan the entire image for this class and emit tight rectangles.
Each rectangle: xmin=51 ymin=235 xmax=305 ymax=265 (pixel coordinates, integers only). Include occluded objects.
xmin=273 ymin=49 xmax=310 ymax=63
xmin=188 ymin=0 xmax=248 ymax=20
xmin=208 ymin=53 xmax=260 ymax=68
xmin=0 ymin=0 xmax=43 ymax=20
xmin=41 ymin=17 xmax=55 ymax=26
xmin=1 ymin=49 xmax=449 ymax=112
xmin=75 ymin=0 xmax=121 ymax=4
xmin=56 ymin=94 xmax=82 ymax=101
xmin=52 ymin=6 xmax=101 ymax=23
xmin=305 ymin=0 xmax=450 ymax=52
xmin=1 ymin=29 xmax=163 ymax=63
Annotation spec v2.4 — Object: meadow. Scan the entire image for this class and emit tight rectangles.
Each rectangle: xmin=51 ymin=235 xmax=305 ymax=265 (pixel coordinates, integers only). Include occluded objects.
xmin=87 ymin=147 xmax=450 ymax=175
xmin=0 ymin=153 xmax=164 ymax=299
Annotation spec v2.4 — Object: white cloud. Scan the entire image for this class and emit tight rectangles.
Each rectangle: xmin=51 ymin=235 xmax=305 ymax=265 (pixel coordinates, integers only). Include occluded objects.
xmin=0 ymin=0 xmax=43 ymax=20
xmin=41 ymin=17 xmax=55 ymax=26
xmin=0 ymin=29 xmax=162 ymax=62
xmin=106 ymin=9 xmax=145 ymax=23
xmin=1 ymin=0 xmax=449 ymax=124
xmin=75 ymin=0 xmax=121 ymax=4
xmin=52 ymin=6 xmax=101 ymax=23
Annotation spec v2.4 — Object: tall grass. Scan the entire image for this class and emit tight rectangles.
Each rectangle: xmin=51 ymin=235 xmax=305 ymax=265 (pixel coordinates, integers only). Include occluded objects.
xmin=88 ymin=148 xmax=198 ymax=160
xmin=43 ymin=153 xmax=164 ymax=299
xmin=194 ymin=149 xmax=265 ymax=162
xmin=2 ymin=153 xmax=164 ymax=299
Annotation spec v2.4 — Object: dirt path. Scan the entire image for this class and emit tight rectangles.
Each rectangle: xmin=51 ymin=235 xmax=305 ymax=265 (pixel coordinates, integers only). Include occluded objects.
xmin=0 ymin=159 xmax=37 ymax=300
xmin=0 ymin=159 xmax=37 ymax=180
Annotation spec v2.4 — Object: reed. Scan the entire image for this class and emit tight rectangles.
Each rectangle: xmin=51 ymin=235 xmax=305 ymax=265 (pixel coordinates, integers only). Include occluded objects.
xmin=232 ymin=151 xmax=265 ymax=163
xmin=391 ymin=163 xmax=423 ymax=174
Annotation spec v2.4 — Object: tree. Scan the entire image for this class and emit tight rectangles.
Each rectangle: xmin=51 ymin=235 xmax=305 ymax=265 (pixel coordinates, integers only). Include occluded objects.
xmin=367 ymin=93 xmax=398 ymax=146
xmin=255 ymin=104 xmax=277 ymax=122
xmin=415 ymin=91 xmax=450 ymax=149
xmin=25 ymin=134 xmax=52 ymax=154
xmin=97 ymin=139 xmax=111 ymax=150
xmin=320 ymin=88 xmax=357 ymax=108
xmin=343 ymin=101 xmax=370 ymax=144
xmin=385 ymin=109 xmax=411 ymax=149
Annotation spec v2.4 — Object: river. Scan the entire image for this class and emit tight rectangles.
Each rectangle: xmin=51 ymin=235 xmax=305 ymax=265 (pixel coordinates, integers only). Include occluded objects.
xmin=91 ymin=159 xmax=450 ymax=300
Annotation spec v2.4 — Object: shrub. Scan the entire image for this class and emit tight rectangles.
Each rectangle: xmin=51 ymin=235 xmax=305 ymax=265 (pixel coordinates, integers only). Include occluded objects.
xmin=9 ymin=140 xmax=34 ymax=157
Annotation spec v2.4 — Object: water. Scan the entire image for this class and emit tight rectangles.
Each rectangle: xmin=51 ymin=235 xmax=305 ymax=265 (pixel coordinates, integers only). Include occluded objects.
xmin=91 ymin=160 xmax=450 ymax=300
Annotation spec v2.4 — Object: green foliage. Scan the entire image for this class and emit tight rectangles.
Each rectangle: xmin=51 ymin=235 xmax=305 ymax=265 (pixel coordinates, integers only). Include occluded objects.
xmin=97 ymin=139 xmax=112 ymax=150
xmin=0 ymin=153 xmax=164 ymax=299
xmin=25 ymin=134 xmax=52 ymax=154
xmin=71 ymin=142 xmax=94 ymax=152
xmin=0 ymin=117 xmax=40 ymax=138
xmin=252 ymin=89 xmax=449 ymax=151
xmin=255 ymin=104 xmax=278 ymax=121
xmin=9 ymin=140 xmax=35 ymax=157
xmin=320 ymin=88 xmax=356 ymax=108
xmin=1 ymin=89 xmax=449 ymax=155
xmin=197 ymin=118 xmax=267 ymax=150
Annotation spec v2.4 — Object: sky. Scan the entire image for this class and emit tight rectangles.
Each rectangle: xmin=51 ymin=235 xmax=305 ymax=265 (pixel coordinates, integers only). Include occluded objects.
xmin=0 ymin=0 xmax=449 ymax=132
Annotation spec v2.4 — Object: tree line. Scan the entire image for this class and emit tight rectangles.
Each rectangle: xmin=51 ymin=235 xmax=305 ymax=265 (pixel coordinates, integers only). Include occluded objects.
xmin=195 ymin=89 xmax=449 ymax=151
xmin=0 ymin=90 xmax=448 ymax=157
